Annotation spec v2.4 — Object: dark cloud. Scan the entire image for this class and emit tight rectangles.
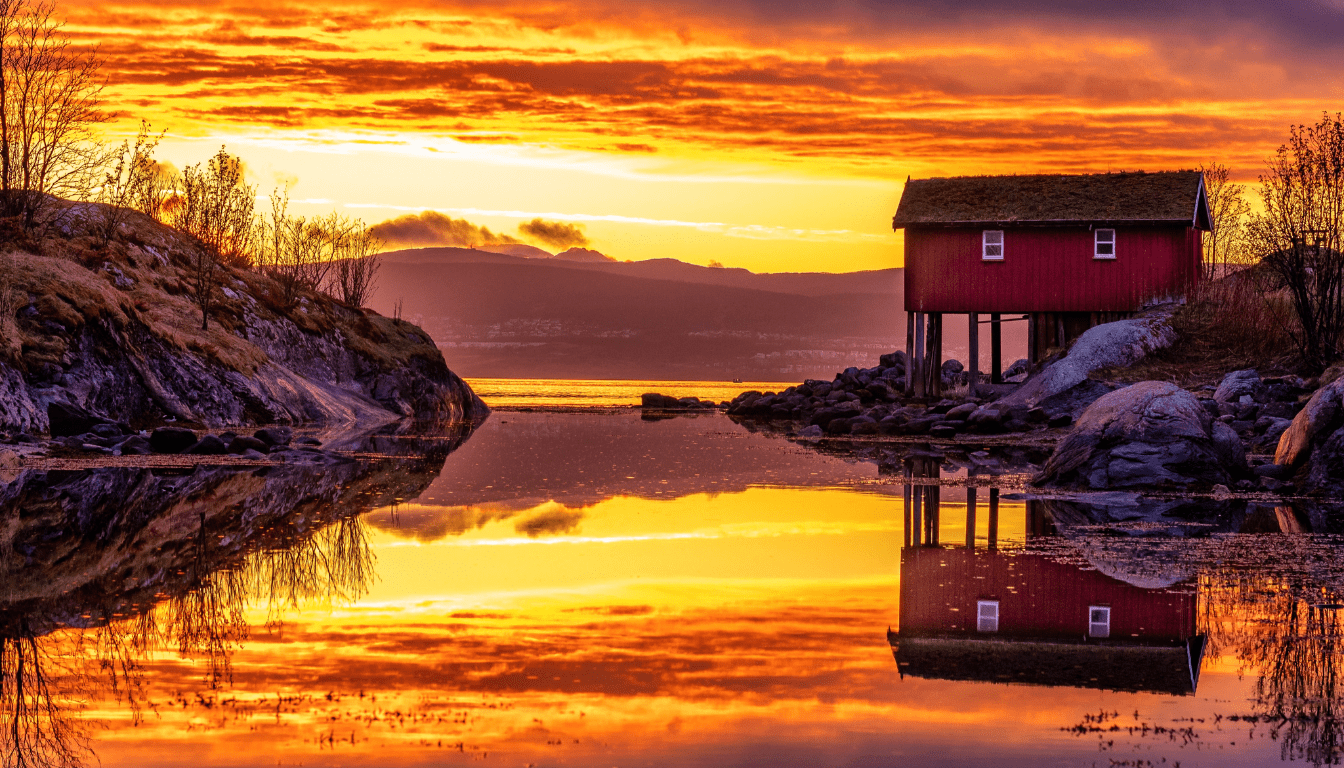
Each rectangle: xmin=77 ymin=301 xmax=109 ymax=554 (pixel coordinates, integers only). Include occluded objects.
xmin=368 ymin=210 xmax=520 ymax=248
xmin=518 ymin=218 xmax=589 ymax=249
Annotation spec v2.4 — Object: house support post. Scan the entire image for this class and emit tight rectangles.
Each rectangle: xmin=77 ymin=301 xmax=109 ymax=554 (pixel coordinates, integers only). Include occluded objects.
xmin=905 ymin=311 xmax=915 ymax=395
xmin=925 ymin=312 xmax=943 ymax=398
xmin=926 ymin=483 xmax=939 ymax=546
xmin=902 ymin=482 xmax=912 ymax=548
xmin=965 ymin=485 xmax=977 ymax=549
xmin=1027 ymin=314 xmax=1037 ymax=366
xmin=967 ymin=313 xmax=979 ymax=398
xmin=913 ymin=312 xmax=926 ymax=398
xmin=988 ymin=488 xmax=1000 ymax=551
xmin=990 ymin=313 xmax=1002 ymax=384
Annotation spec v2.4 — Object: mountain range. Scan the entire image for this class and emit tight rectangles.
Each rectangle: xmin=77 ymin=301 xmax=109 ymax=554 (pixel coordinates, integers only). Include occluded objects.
xmin=370 ymin=247 xmax=1025 ymax=382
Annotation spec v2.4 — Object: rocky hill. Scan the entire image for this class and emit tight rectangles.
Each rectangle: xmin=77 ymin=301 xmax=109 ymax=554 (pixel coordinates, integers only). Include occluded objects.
xmin=0 ymin=201 xmax=487 ymax=434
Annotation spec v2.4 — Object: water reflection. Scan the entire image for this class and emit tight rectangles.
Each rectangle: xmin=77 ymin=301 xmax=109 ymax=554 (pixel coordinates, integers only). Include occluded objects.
xmin=0 ymin=424 xmax=466 ymax=768
xmin=893 ymin=458 xmax=1344 ymax=766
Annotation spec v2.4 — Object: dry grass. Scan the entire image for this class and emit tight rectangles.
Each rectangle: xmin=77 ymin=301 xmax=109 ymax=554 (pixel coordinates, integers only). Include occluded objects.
xmin=1097 ymin=271 xmax=1303 ymax=391
xmin=0 ymin=198 xmax=443 ymax=381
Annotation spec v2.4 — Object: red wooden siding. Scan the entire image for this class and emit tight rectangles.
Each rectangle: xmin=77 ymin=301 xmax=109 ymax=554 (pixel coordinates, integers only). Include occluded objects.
xmin=898 ymin=547 xmax=1198 ymax=643
xmin=904 ymin=225 xmax=1202 ymax=313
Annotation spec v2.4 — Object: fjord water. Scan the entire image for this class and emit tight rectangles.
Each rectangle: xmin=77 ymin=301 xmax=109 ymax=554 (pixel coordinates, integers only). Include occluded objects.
xmin=1 ymin=393 xmax=1339 ymax=767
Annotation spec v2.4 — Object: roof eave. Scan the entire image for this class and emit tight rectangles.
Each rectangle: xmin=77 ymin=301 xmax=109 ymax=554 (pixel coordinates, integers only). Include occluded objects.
xmin=893 ymin=218 xmax=1203 ymax=229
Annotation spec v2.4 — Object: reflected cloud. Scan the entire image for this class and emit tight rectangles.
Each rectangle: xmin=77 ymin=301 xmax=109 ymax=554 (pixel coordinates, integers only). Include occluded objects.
xmin=514 ymin=505 xmax=586 ymax=537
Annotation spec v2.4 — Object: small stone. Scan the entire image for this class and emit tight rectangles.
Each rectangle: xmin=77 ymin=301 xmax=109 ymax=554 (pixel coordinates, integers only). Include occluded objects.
xmin=796 ymin=425 xmax=824 ymax=438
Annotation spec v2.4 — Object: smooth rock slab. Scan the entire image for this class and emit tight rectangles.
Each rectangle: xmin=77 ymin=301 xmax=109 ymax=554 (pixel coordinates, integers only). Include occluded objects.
xmin=1035 ymin=381 xmax=1246 ymax=490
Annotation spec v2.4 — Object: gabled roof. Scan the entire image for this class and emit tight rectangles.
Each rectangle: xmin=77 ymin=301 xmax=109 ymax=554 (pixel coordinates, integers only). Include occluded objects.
xmin=892 ymin=171 xmax=1211 ymax=230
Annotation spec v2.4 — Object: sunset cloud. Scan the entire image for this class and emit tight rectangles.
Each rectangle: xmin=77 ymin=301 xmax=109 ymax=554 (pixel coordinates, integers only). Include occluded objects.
xmin=58 ymin=0 xmax=1344 ymax=270
xmin=368 ymin=210 xmax=520 ymax=248
xmin=518 ymin=218 xmax=589 ymax=249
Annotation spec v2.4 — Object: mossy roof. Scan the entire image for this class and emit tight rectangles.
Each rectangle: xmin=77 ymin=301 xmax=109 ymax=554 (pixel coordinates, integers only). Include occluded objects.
xmin=892 ymin=171 xmax=1209 ymax=229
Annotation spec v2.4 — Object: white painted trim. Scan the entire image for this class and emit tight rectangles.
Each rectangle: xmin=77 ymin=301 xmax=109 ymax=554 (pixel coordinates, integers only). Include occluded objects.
xmin=982 ymin=230 xmax=1004 ymax=261
xmin=1094 ymin=228 xmax=1116 ymax=260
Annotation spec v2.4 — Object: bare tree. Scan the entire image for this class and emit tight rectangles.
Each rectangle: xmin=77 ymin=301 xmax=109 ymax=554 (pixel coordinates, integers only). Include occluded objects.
xmin=94 ymin=120 xmax=161 ymax=247
xmin=329 ymin=223 xmax=381 ymax=307
xmin=130 ymin=159 xmax=175 ymax=223
xmin=0 ymin=0 xmax=108 ymax=229
xmin=1246 ymin=113 xmax=1344 ymax=371
xmin=258 ymin=193 xmax=381 ymax=307
xmin=1199 ymin=162 xmax=1251 ymax=279
xmin=172 ymin=147 xmax=257 ymax=330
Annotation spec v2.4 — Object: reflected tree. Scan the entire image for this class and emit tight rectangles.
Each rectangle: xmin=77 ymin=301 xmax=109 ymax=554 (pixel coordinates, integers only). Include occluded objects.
xmin=1205 ymin=570 xmax=1344 ymax=766
xmin=0 ymin=620 xmax=90 ymax=768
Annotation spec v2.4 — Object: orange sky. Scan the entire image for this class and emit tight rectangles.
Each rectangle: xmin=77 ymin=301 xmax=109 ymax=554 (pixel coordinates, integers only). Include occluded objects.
xmin=66 ymin=0 xmax=1344 ymax=271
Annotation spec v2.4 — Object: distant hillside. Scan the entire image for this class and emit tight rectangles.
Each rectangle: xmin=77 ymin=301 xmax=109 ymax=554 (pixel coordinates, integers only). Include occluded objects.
xmin=372 ymin=248 xmax=1026 ymax=381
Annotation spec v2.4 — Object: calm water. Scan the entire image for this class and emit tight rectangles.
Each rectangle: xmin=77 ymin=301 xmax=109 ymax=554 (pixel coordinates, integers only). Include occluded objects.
xmin=2 ymin=383 xmax=1342 ymax=767
xmin=466 ymin=377 xmax=789 ymax=408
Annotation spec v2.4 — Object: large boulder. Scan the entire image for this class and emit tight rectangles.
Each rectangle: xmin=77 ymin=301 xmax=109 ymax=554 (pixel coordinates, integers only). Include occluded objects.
xmin=999 ymin=314 xmax=1177 ymax=409
xmin=1273 ymin=377 xmax=1344 ymax=495
xmin=1035 ymin=381 xmax=1246 ymax=490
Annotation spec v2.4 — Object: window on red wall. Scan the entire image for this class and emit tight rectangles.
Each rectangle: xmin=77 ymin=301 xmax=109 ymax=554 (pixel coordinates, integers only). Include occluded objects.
xmin=983 ymin=230 xmax=1003 ymax=261
xmin=1095 ymin=229 xmax=1116 ymax=259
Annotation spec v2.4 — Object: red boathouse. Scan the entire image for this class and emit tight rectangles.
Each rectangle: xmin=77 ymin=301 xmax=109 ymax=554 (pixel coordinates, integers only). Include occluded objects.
xmin=891 ymin=171 xmax=1212 ymax=395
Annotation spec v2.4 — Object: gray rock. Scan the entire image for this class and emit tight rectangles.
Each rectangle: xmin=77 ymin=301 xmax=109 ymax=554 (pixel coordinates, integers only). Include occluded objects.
xmin=254 ymin=426 xmax=294 ymax=447
xmin=999 ymin=314 xmax=1177 ymax=409
xmin=149 ymin=427 xmax=198 ymax=454
xmin=185 ymin=435 xmax=228 ymax=455
xmin=826 ymin=418 xmax=853 ymax=435
xmin=945 ymin=402 xmax=979 ymax=421
xmin=117 ymin=435 xmax=151 ymax=455
xmin=929 ymin=423 xmax=959 ymax=439
xmin=796 ymin=425 xmax=824 ymax=438
xmin=1035 ymin=381 xmax=1246 ymax=490
xmin=47 ymin=401 xmax=104 ymax=438
xmin=1214 ymin=369 xmax=1261 ymax=404
xmin=227 ymin=435 xmax=269 ymax=454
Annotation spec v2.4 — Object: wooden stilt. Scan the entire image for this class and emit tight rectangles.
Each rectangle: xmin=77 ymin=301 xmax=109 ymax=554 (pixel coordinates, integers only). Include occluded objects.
xmin=988 ymin=487 xmax=1000 ymax=551
xmin=905 ymin=310 xmax=915 ymax=395
xmin=911 ymin=485 xmax=923 ymax=547
xmin=967 ymin=313 xmax=979 ymax=398
xmin=913 ymin=312 xmax=926 ymax=398
xmin=1027 ymin=314 xmax=1037 ymax=365
xmin=926 ymin=312 xmax=943 ymax=398
xmin=990 ymin=313 xmax=1002 ymax=384
xmin=965 ymin=486 xmax=977 ymax=549
xmin=903 ymin=483 xmax=912 ymax=548
xmin=927 ymin=485 xmax=940 ymax=546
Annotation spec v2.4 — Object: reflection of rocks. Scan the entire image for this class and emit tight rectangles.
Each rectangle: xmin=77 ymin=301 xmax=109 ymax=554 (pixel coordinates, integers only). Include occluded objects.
xmin=1035 ymin=382 xmax=1246 ymax=490
xmin=0 ymin=425 xmax=468 ymax=626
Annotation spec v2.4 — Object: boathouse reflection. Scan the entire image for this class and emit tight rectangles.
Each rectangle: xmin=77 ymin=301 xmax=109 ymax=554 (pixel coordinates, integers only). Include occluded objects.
xmin=890 ymin=459 xmax=1205 ymax=696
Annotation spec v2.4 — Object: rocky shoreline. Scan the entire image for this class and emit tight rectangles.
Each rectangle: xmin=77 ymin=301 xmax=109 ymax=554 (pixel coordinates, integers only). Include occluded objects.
xmin=0 ymin=200 xmax=488 ymax=449
xmin=711 ymin=313 xmax=1341 ymax=498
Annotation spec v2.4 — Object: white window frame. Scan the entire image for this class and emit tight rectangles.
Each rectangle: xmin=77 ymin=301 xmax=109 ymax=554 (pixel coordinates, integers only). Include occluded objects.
xmin=1094 ymin=228 xmax=1116 ymax=260
xmin=982 ymin=230 xmax=1004 ymax=261
xmin=1088 ymin=605 xmax=1111 ymax=638
xmin=976 ymin=600 xmax=1000 ymax=632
